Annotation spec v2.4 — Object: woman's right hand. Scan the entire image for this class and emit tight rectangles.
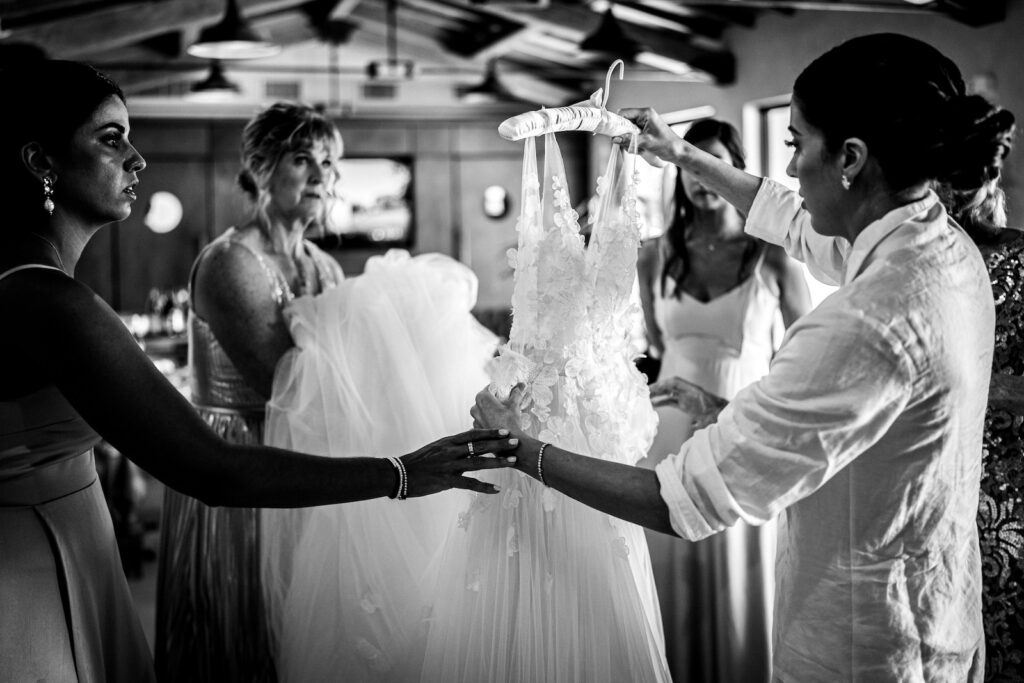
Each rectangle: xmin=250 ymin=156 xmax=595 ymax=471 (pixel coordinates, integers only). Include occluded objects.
xmin=616 ymin=107 xmax=684 ymax=167
xmin=401 ymin=428 xmax=518 ymax=497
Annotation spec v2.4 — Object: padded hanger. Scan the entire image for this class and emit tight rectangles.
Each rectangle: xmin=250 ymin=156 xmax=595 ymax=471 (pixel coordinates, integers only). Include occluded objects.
xmin=498 ymin=60 xmax=639 ymax=141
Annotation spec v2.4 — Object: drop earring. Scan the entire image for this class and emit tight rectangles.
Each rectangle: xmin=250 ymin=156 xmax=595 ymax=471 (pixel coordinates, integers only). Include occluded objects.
xmin=42 ymin=177 xmax=55 ymax=215
xmin=840 ymin=174 xmax=851 ymax=191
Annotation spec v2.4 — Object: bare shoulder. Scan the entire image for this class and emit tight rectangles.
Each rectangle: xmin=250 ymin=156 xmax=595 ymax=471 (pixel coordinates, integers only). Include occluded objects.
xmin=0 ymin=267 xmax=99 ymax=328
xmin=192 ymin=232 xmax=281 ymax=321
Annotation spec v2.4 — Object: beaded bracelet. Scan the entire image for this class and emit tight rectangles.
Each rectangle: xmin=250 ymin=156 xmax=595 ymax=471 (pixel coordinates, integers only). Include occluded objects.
xmin=387 ymin=456 xmax=408 ymax=500
xmin=537 ymin=442 xmax=549 ymax=486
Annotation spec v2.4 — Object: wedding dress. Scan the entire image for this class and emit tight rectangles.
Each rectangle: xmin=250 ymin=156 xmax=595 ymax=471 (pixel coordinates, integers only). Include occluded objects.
xmin=260 ymin=250 xmax=496 ymax=682
xmin=417 ymin=133 xmax=670 ymax=682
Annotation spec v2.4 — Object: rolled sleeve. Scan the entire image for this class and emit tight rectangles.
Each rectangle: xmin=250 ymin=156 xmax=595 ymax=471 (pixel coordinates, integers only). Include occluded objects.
xmin=656 ymin=305 xmax=914 ymax=541
xmin=747 ymin=179 xmax=849 ymax=287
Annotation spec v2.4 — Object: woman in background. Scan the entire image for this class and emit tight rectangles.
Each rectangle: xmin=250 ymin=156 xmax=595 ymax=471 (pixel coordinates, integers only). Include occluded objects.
xmin=0 ymin=60 xmax=515 ymax=683
xmin=945 ymin=183 xmax=1024 ymax=680
xmin=637 ymin=118 xmax=810 ymax=682
xmin=155 ymin=102 xmax=344 ymax=682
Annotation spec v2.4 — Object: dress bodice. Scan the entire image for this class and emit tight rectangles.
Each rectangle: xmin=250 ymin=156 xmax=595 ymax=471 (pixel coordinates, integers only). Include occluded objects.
xmin=653 ymin=253 xmax=779 ymax=397
xmin=188 ymin=229 xmax=342 ymax=411
xmin=0 ymin=265 xmax=100 ymax=484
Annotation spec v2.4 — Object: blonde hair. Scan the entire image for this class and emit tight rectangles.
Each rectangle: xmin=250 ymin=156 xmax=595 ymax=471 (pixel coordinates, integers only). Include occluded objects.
xmin=237 ymin=102 xmax=344 ymax=228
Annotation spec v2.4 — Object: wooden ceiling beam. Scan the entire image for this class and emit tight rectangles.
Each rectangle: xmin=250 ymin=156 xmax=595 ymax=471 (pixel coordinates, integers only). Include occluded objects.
xmin=0 ymin=0 xmax=310 ymax=57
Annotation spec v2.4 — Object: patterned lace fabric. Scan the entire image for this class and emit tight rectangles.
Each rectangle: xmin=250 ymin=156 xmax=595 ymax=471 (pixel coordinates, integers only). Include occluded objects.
xmin=489 ymin=133 xmax=656 ymax=465
xmin=979 ymin=233 xmax=1024 ymax=681
xmin=417 ymin=133 xmax=668 ymax=682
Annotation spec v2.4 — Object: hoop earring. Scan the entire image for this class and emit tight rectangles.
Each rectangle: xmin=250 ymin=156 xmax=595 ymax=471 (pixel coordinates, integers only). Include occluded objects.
xmin=840 ymin=174 xmax=851 ymax=191
xmin=42 ymin=177 xmax=55 ymax=215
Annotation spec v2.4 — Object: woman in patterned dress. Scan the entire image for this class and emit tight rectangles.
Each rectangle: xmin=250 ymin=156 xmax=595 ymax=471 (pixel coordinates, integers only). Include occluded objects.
xmin=946 ymin=184 xmax=1024 ymax=680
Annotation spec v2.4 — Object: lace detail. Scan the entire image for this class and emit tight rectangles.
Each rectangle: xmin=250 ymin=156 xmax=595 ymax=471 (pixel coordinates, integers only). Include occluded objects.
xmin=489 ymin=133 xmax=656 ymax=469
xmin=418 ymin=133 xmax=668 ymax=682
xmin=979 ymin=234 xmax=1024 ymax=681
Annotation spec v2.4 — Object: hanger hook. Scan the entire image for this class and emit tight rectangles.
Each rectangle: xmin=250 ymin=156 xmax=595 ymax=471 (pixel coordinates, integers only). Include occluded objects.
xmin=602 ymin=59 xmax=625 ymax=109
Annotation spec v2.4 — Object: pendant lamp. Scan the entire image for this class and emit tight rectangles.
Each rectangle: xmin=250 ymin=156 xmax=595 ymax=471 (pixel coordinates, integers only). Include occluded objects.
xmin=579 ymin=6 xmax=640 ymax=61
xmin=187 ymin=0 xmax=281 ymax=60
xmin=188 ymin=61 xmax=241 ymax=101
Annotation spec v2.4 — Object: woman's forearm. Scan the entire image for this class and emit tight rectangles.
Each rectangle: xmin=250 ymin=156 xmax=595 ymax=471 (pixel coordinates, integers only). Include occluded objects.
xmin=195 ymin=443 xmax=395 ymax=508
xmin=516 ymin=439 xmax=677 ymax=536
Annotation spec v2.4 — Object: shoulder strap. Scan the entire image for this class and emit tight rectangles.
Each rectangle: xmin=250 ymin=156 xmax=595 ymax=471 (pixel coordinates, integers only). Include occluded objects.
xmin=302 ymin=240 xmax=343 ymax=290
xmin=0 ymin=264 xmax=67 ymax=282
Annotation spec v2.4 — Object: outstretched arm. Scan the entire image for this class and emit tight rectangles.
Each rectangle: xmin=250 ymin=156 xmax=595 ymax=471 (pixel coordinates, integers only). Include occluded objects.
xmin=6 ymin=272 xmax=517 ymax=508
xmin=474 ymin=304 xmax=914 ymax=540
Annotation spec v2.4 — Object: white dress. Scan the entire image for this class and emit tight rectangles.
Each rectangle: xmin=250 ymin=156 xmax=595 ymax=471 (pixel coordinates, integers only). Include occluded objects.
xmin=646 ymin=255 xmax=780 ymax=682
xmin=416 ymin=133 xmax=670 ymax=682
xmin=260 ymin=250 xmax=497 ymax=682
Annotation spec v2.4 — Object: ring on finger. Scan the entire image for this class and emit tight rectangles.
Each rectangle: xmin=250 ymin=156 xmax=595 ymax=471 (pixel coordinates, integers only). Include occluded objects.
xmin=467 ymin=441 xmax=475 ymax=457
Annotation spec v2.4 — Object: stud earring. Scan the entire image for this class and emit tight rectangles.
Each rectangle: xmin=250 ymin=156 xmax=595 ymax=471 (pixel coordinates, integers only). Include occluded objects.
xmin=840 ymin=174 xmax=851 ymax=191
xmin=42 ymin=177 xmax=55 ymax=215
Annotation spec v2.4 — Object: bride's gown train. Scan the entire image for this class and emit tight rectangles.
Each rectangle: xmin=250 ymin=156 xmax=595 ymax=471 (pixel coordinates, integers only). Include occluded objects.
xmin=261 ymin=251 xmax=497 ymax=682
xmin=416 ymin=133 xmax=670 ymax=682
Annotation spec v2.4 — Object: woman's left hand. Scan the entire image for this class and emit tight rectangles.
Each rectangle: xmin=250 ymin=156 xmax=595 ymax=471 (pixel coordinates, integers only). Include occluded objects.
xmin=471 ymin=385 xmax=527 ymax=436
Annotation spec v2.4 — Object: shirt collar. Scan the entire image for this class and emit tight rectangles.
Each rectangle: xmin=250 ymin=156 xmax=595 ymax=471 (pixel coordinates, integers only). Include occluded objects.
xmin=842 ymin=191 xmax=941 ymax=285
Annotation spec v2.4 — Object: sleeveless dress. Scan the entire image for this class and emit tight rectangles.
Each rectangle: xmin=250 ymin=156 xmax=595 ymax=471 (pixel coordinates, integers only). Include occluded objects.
xmin=0 ymin=264 xmax=156 ymax=682
xmin=155 ymin=230 xmax=341 ymax=683
xmin=260 ymin=249 xmax=496 ymax=682
xmin=416 ymin=133 xmax=670 ymax=682
xmin=647 ymin=252 xmax=779 ymax=683
xmin=978 ymin=233 xmax=1024 ymax=681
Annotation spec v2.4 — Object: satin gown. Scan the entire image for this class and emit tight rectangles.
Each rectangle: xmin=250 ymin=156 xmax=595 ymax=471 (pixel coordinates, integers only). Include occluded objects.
xmin=647 ymin=251 xmax=779 ymax=683
xmin=155 ymin=231 xmax=341 ymax=683
xmin=0 ymin=264 xmax=156 ymax=682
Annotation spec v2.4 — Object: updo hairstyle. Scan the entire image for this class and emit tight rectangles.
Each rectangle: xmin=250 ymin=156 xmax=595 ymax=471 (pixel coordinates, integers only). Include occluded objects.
xmin=792 ymin=33 xmax=1015 ymax=202
xmin=237 ymin=102 xmax=343 ymax=224
xmin=0 ymin=60 xmax=125 ymax=229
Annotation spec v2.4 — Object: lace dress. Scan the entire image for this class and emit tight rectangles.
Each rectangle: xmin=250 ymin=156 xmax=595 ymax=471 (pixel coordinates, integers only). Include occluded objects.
xmin=155 ymin=230 xmax=341 ymax=683
xmin=978 ymin=233 xmax=1024 ymax=681
xmin=417 ymin=133 xmax=669 ymax=682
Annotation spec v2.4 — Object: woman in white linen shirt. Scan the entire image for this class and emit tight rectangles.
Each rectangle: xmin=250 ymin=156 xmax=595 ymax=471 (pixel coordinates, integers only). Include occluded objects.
xmin=473 ymin=33 xmax=1015 ymax=682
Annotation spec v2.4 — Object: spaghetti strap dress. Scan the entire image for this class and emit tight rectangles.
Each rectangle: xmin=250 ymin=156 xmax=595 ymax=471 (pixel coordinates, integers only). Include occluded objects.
xmin=0 ymin=264 xmax=156 ymax=682
xmin=154 ymin=230 xmax=341 ymax=683
xmin=647 ymin=250 xmax=780 ymax=683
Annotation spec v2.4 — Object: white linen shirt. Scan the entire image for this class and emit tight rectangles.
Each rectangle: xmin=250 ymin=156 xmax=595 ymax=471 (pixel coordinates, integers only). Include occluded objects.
xmin=655 ymin=179 xmax=992 ymax=682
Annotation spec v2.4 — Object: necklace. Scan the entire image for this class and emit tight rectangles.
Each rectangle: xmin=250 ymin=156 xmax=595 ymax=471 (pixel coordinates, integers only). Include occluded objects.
xmin=30 ymin=233 xmax=67 ymax=273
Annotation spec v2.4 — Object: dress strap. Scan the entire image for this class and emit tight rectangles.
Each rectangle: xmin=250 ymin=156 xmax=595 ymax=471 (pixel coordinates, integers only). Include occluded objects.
xmin=302 ymin=240 xmax=343 ymax=290
xmin=0 ymin=264 xmax=67 ymax=282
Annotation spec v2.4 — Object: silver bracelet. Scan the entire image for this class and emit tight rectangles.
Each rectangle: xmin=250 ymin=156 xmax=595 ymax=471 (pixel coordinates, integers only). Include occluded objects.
xmin=537 ymin=443 xmax=549 ymax=486
xmin=387 ymin=456 xmax=408 ymax=500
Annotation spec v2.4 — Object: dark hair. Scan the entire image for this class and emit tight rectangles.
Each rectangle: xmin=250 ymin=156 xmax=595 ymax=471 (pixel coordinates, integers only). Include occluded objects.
xmin=0 ymin=60 xmax=125 ymax=229
xmin=792 ymin=33 xmax=1015 ymax=196
xmin=662 ymin=118 xmax=758 ymax=298
xmin=237 ymin=102 xmax=343 ymax=225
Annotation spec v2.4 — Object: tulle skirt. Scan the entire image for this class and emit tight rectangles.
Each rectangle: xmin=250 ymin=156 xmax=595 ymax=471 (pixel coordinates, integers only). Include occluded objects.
xmin=261 ymin=251 xmax=496 ymax=683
